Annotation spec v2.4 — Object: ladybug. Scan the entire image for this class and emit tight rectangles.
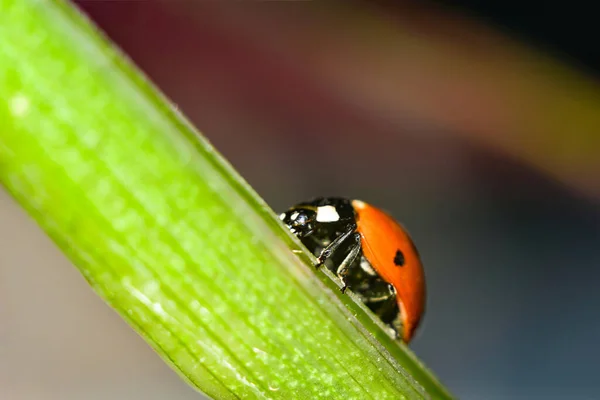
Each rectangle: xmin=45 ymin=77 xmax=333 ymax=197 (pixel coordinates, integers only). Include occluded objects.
xmin=280 ymin=197 xmax=425 ymax=343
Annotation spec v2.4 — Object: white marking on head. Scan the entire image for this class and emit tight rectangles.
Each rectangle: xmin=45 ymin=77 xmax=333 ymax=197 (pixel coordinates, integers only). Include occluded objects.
xmin=316 ymin=205 xmax=340 ymax=222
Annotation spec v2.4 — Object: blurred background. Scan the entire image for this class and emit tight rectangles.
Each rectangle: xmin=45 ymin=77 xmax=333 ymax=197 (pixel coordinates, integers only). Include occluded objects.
xmin=2 ymin=1 xmax=600 ymax=399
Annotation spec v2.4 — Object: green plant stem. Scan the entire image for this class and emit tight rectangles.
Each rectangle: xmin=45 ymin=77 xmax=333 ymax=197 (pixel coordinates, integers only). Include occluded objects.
xmin=0 ymin=1 xmax=452 ymax=399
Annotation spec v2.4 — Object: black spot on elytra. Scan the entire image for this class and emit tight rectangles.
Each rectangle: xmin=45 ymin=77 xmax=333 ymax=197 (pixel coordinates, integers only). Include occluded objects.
xmin=394 ymin=250 xmax=405 ymax=267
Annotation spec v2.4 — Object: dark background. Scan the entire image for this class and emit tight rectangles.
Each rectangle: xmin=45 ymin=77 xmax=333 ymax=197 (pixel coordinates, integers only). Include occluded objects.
xmin=3 ymin=1 xmax=599 ymax=399
xmin=434 ymin=1 xmax=599 ymax=73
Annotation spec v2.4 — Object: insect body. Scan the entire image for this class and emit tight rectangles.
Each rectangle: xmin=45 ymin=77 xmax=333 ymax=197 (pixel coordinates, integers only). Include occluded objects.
xmin=280 ymin=197 xmax=426 ymax=342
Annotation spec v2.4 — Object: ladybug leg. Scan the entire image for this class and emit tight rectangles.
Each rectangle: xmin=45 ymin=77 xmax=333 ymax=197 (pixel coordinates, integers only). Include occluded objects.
xmin=363 ymin=283 xmax=396 ymax=303
xmin=372 ymin=289 xmax=397 ymax=317
xmin=336 ymin=233 xmax=362 ymax=293
xmin=315 ymin=223 xmax=357 ymax=267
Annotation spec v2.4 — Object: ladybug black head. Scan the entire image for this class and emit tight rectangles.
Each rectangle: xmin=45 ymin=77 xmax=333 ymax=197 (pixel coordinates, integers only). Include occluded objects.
xmin=279 ymin=208 xmax=318 ymax=238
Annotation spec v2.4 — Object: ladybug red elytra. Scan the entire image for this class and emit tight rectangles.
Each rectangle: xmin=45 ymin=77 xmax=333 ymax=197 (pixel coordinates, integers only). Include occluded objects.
xmin=280 ymin=197 xmax=426 ymax=343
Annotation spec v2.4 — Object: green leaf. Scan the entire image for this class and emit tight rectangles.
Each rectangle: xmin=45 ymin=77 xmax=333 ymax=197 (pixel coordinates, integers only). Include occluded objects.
xmin=0 ymin=1 xmax=453 ymax=399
